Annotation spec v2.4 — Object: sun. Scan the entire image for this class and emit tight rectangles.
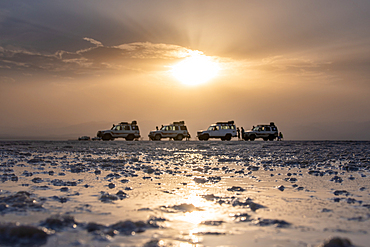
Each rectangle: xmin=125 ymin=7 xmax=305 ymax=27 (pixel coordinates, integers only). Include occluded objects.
xmin=171 ymin=53 xmax=220 ymax=86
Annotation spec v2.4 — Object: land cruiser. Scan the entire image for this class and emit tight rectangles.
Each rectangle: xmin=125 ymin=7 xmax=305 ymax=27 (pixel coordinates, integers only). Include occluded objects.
xmin=243 ymin=122 xmax=278 ymax=141
xmin=148 ymin=121 xmax=190 ymax=141
xmin=197 ymin=120 xmax=237 ymax=141
xmin=97 ymin=121 xmax=140 ymax=141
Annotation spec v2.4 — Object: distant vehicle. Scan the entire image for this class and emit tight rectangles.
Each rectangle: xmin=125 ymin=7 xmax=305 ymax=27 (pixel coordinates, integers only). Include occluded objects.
xmin=197 ymin=120 xmax=237 ymax=141
xmin=96 ymin=121 xmax=140 ymax=141
xmin=243 ymin=122 xmax=278 ymax=141
xmin=78 ymin=136 xmax=90 ymax=141
xmin=148 ymin=121 xmax=190 ymax=141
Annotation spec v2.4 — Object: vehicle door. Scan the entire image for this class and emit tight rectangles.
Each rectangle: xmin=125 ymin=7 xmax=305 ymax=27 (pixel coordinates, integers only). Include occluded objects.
xmin=131 ymin=125 xmax=140 ymax=136
xmin=180 ymin=126 xmax=188 ymax=136
xmin=123 ymin=125 xmax=131 ymax=136
xmin=263 ymin=126 xmax=270 ymax=138
xmin=211 ymin=125 xmax=220 ymax=137
xmin=111 ymin=125 xmax=125 ymax=137
xmin=230 ymin=125 xmax=237 ymax=137
xmin=161 ymin=126 xmax=172 ymax=138
xmin=220 ymin=125 xmax=229 ymax=137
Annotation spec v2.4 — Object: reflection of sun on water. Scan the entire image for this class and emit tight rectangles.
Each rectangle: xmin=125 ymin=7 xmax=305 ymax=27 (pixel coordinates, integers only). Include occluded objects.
xmin=171 ymin=53 xmax=220 ymax=86
xmin=177 ymin=193 xmax=218 ymax=225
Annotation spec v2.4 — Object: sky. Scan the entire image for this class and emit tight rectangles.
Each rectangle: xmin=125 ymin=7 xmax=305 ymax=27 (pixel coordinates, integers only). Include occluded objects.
xmin=1 ymin=0 xmax=370 ymax=140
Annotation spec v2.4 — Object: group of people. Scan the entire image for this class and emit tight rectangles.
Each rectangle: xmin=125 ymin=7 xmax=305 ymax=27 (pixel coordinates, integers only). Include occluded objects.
xmin=236 ymin=127 xmax=245 ymax=140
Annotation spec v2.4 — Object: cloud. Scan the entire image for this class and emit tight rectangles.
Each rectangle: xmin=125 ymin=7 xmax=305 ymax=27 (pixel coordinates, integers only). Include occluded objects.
xmin=83 ymin=37 xmax=103 ymax=47
xmin=1 ymin=35 xmax=369 ymax=90
xmin=0 ymin=39 xmax=207 ymax=82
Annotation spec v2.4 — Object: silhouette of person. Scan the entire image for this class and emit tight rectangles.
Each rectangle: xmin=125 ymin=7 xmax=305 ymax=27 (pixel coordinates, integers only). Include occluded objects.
xmin=237 ymin=127 xmax=240 ymax=140
xmin=241 ymin=127 xmax=245 ymax=140
xmin=156 ymin=126 xmax=158 ymax=130
xmin=278 ymin=132 xmax=283 ymax=141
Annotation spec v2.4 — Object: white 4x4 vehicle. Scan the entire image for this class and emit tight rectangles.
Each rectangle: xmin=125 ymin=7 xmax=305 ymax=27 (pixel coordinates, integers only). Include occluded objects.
xmin=243 ymin=122 xmax=278 ymax=141
xmin=148 ymin=121 xmax=190 ymax=141
xmin=97 ymin=121 xmax=140 ymax=141
xmin=197 ymin=121 xmax=237 ymax=141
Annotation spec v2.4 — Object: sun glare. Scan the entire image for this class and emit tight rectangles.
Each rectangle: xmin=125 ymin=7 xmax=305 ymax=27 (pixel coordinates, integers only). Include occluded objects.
xmin=171 ymin=54 xmax=220 ymax=86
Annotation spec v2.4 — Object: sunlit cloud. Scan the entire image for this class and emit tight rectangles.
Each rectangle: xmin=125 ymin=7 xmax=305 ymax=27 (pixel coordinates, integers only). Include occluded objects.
xmin=0 ymin=40 xmax=224 ymax=82
xmin=83 ymin=37 xmax=103 ymax=47
xmin=0 ymin=36 xmax=364 ymax=88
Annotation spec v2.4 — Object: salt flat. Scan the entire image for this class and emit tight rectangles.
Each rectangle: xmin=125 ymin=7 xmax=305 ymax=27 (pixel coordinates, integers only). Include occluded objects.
xmin=0 ymin=140 xmax=369 ymax=247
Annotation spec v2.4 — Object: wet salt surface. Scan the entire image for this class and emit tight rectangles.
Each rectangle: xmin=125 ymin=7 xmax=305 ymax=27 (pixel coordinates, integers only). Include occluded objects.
xmin=0 ymin=140 xmax=369 ymax=246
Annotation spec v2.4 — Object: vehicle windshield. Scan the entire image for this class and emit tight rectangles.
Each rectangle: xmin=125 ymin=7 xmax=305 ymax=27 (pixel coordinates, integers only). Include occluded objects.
xmin=207 ymin=125 xmax=216 ymax=131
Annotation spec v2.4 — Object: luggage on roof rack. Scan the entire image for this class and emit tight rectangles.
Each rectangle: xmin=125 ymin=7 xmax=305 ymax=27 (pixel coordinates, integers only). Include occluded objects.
xmin=173 ymin=121 xmax=185 ymax=125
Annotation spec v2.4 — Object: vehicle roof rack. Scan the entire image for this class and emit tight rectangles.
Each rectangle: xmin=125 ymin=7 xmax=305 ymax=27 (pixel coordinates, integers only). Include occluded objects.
xmin=216 ymin=120 xmax=234 ymax=125
xmin=120 ymin=122 xmax=128 ymax=125
xmin=173 ymin=121 xmax=185 ymax=125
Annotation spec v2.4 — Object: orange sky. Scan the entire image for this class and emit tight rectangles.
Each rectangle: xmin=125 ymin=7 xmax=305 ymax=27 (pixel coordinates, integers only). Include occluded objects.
xmin=1 ymin=1 xmax=370 ymax=140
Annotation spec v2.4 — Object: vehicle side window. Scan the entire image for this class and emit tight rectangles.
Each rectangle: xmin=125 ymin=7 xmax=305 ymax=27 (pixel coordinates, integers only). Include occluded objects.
xmin=215 ymin=126 xmax=220 ymax=130
xmin=231 ymin=125 xmax=235 ymax=129
xmin=116 ymin=126 xmax=121 ymax=130
xmin=175 ymin=126 xmax=179 ymax=131
xmin=125 ymin=126 xmax=130 ymax=130
xmin=180 ymin=126 xmax=187 ymax=130
xmin=265 ymin=126 xmax=270 ymax=131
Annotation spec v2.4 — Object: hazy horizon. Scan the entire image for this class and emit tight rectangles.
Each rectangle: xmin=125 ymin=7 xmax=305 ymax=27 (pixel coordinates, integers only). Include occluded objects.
xmin=1 ymin=1 xmax=370 ymax=140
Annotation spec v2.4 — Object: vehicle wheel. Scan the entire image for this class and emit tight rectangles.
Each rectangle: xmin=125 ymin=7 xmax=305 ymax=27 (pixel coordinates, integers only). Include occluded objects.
xmin=225 ymin=134 xmax=232 ymax=141
xmin=221 ymin=137 xmax=226 ymax=141
xmin=175 ymin=134 xmax=183 ymax=141
xmin=243 ymin=136 xmax=249 ymax=141
xmin=126 ymin=134 xmax=134 ymax=141
xmin=102 ymin=133 xmax=112 ymax=141
xmin=268 ymin=135 xmax=275 ymax=141
xmin=155 ymin=134 xmax=161 ymax=141
xmin=249 ymin=135 xmax=256 ymax=141
xmin=263 ymin=137 xmax=268 ymax=141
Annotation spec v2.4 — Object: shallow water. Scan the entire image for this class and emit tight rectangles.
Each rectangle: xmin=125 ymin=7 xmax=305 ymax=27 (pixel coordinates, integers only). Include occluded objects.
xmin=0 ymin=140 xmax=369 ymax=246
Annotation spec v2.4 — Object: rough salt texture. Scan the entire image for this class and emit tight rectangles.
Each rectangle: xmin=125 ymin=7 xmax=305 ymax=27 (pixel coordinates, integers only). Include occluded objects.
xmin=0 ymin=140 xmax=369 ymax=247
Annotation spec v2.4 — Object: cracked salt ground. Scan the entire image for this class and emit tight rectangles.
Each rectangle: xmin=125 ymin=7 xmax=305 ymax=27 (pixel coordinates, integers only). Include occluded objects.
xmin=0 ymin=141 xmax=369 ymax=246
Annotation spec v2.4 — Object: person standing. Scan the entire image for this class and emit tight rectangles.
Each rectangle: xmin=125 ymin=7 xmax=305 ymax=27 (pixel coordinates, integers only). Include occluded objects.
xmin=237 ymin=127 xmax=240 ymax=140
xmin=241 ymin=127 xmax=245 ymax=140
